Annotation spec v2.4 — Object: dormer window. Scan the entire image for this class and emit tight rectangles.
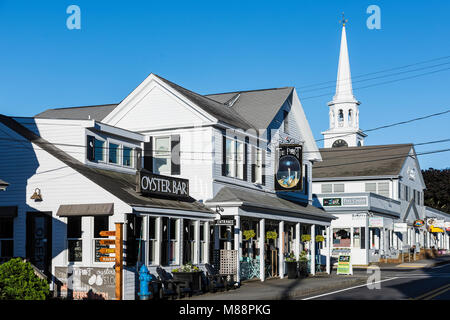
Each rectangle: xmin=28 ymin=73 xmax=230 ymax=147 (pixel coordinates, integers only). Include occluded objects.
xmin=108 ymin=143 xmax=119 ymax=164
xmin=123 ymin=146 xmax=133 ymax=167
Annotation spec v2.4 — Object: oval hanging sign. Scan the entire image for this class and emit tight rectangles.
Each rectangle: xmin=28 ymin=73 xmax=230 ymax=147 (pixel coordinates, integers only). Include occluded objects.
xmin=414 ymin=220 xmax=425 ymax=228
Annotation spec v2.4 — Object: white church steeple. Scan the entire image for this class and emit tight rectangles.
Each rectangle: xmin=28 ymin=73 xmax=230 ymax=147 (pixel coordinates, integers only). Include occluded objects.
xmin=322 ymin=15 xmax=366 ymax=148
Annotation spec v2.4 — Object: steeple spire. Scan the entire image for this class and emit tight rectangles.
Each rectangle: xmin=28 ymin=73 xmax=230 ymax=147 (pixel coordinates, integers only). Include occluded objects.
xmin=322 ymin=15 xmax=366 ymax=148
xmin=333 ymin=15 xmax=357 ymax=103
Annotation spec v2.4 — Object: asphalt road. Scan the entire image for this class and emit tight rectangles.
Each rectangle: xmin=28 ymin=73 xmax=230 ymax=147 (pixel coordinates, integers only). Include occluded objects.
xmin=302 ymin=263 xmax=450 ymax=300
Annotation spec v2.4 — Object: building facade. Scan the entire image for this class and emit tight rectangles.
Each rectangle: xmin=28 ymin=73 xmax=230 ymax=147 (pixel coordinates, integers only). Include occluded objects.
xmin=0 ymin=72 xmax=335 ymax=299
xmin=312 ymin=23 xmax=450 ymax=266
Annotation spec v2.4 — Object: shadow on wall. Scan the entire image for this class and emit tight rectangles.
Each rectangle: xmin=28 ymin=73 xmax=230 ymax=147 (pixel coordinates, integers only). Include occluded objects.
xmin=0 ymin=117 xmax=67 ymax=288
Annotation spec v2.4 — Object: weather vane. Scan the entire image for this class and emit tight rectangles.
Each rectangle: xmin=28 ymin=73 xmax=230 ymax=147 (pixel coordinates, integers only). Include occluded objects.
xmin=340 ymin=12 xmax=348 ymax=26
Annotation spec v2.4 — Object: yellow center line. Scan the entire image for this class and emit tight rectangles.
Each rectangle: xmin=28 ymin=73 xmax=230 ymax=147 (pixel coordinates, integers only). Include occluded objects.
xmin=424 ymin=285 xmax=450 ymax=300
xmin=412 ymin=283 xmax=450 ymax=300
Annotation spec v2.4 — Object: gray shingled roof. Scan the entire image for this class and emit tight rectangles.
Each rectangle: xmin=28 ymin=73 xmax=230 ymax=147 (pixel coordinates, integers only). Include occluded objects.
xmin=313 ymin=144 xmax=414 ymax=179
xmin=207 ymin=186 xmax=334 ymax=222
xmin=205 ymin=87 xmax=294 ymax=129
xmin=34 ymin=75 xmax=294 ymax=131
xmin=0 ymin=115 xmax=214 ymax=214
xmin=154 ymin=74 xmax=256 ymax=130
xmin=35 ymin=104 xmax=118 ymax=121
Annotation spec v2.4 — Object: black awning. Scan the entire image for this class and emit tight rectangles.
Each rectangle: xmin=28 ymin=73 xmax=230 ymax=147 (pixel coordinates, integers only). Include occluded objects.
xmin=0 ymin=206 xmax=18 ymax=218
xmin=56 ymin=203 xmax=114 ymax=217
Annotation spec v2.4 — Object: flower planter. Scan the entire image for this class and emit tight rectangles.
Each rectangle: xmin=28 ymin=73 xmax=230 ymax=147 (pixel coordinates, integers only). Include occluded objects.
xmin=286 ymin=261 xmax=298 ymax=279
xmin=298 ymin=261 xmax=308 ymax=278
xmin=172 ymin=271 xmax=203 ymax=293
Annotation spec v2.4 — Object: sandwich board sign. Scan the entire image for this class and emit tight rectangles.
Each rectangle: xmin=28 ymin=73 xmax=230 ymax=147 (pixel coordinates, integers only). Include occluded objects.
xmin=337 ymin=254 xmax=353 ymax=275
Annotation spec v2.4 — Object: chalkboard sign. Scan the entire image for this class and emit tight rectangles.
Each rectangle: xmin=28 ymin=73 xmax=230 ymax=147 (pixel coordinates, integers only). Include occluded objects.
xmin=95 ymin=240 xmax=111 ymax=262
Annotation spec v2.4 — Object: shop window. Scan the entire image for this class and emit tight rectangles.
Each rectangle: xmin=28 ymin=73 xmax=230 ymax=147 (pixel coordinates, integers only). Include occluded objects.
xmin=67 ymin=217 xmax=82 ymax=262
xmin=0 ymin=218 xmax=14 ymax=259
xmin=183 ymin=220 xmax=196 ymax=264
xmin=94 ymin=216 xmax=112 ymax=263
xmin=109 ymin=143 xmax=120 ymax=164
xmin=148 ymin=217 xmax=157 ymax=265
xmin=125 ymin=215 xmax=144 ymax=266
xmin=333 ymin=228 xmax=351 ymax=247
xmin=154 ymin=137 xmax=171 ymax=175
xmin=161 ymin=217 xmax=178 ymax=266
xmin=123 ymin=146 xmax=133 ymax=167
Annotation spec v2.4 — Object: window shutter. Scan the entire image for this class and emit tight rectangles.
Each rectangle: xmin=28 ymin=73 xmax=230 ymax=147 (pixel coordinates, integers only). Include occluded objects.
xmin=261 ymin=149 xmax=266 ymax=186
xmin=86 ymin=135 xmax=95 ymax=161
xmin=171 ymin=134 xmax=181 ymax=175
xmin=143 ymin=138 xmax=153 ymax=172
xmin=251 ymin=146 xmax=256 ymax=183
xmin=243 ymin=137 xmax=249 ymax=181
xmin=135 ymin=147 xmax=142 ymax=170
xmin=222 ymin=134 xmax=227 ymax=176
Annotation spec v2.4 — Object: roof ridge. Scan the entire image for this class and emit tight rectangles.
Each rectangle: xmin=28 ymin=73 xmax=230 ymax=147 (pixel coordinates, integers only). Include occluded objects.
xmin=44 ymin=103 xmax=119 ymax=111
xmin=205 ymin=86 xmax=294 ymax=97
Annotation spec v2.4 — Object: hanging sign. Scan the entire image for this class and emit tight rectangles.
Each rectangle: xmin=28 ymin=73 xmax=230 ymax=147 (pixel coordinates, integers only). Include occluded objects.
xmin=275 ymin=144 xmax=303 ymax=191
xmin=213 ymin=219 xmax=235 ymax=226
xmin=413 ymin=220 xmax=425 ymax=228
xmin=394 ymin=223 xmax=407 ymax=232
xmin=137 ymin=170 xmax=189 ymax=199
xmin=369 ymin=217 xmax=384 ymax=228
xmin=337 ymin=255 xmax=352 ymax=275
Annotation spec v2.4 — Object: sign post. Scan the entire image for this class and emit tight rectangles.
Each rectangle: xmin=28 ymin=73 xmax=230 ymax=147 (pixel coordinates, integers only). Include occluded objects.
xmin=99 ymin=223 xmax=123 ymax=300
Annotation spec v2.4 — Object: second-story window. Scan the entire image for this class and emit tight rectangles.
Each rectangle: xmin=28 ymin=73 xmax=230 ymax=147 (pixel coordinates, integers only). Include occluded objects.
xmin=123 ymin=146 xmax=133 ymax=167
xmin=109 ymin=143 xmax=120 ymax=164
xmin=95 ymin=139 xmax=105 ymax=162
xmin=154 ymin=137 xmax=171 ymax=175
xmin=224 ymin=137 xmax=244 ymax=179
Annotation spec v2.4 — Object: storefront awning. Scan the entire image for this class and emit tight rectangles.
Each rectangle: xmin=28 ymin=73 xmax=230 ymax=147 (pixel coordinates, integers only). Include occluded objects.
xmin=0 ymin=206 xmax=17 ymax=217
xmin=56 ymin=203 xmax=114 ymax=217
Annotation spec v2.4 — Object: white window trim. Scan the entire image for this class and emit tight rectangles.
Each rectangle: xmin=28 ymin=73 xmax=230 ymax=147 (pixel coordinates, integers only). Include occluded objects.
xmin=153 ymin=135 xmax=172 ymax=175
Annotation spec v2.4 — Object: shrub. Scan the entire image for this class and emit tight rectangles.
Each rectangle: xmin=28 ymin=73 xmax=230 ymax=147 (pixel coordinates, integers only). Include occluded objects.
xmin=0 ymin=258 xmax=49 ymax=300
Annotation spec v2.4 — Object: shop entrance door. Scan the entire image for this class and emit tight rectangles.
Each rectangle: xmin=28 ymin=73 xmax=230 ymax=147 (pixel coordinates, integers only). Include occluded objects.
xmin=26 ymin=212 xmax=52 ymax=277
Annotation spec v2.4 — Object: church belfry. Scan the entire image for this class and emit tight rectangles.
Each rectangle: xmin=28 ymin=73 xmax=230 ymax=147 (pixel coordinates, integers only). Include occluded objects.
xmin=322 ymin=15 xmax=366 ymax=148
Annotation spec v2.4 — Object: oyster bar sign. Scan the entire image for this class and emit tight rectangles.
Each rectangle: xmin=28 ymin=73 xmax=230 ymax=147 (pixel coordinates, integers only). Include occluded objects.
xmin=136 ymin=170 xmax=189 ymax=199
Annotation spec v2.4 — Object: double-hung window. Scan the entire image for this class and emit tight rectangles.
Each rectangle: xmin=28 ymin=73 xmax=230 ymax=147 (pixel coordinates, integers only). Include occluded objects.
xmin=365 ymin=182 xmax=390 ymax=198
xmin=225 ymin=138 xmax=244 ymax=179
xmin=148 ymin=217 xmax=157 ymax=265
xmin=122 ymin=146 xmax=133 ymax=167
xmin=108 ymin=143 xmax=120 ymax=164
xmin=67 ymin=217 xmax=82 ymax=262
xmin=154 ymin=137 xmax=171 ymax=175
xmin=93 ymin=216 xmax=110 ymax=263
xmin=94 ymin=139 xmax=105 ymax=162
xmin=161 ymin=217 xmax=178 ymax=266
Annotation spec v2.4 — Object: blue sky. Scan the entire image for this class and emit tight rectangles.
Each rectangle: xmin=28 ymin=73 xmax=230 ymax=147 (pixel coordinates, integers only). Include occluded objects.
xmin=0 ymin=0 xmax=449 ymax=169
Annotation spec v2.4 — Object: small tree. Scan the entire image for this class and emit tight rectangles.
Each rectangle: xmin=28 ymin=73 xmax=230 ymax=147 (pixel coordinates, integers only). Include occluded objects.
xmin=0 ymin=258 xmax=49 ymax=300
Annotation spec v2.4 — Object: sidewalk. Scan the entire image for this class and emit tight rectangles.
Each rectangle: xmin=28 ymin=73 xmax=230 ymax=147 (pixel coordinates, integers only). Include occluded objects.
xmin=186 ymin=274 xmax=369 ymax=300
xmin=351 ymin=254 xmax=450 ymax=271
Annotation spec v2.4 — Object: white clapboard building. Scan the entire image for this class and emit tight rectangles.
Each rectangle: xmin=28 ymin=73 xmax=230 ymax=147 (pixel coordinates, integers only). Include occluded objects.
xmin=0 ymin=72 xmax=336 ymax=299
xmin=312 ymin=22 xmax=450 ymax=266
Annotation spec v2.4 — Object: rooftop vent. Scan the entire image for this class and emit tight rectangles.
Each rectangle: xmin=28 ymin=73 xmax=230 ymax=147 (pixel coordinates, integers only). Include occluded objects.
xmin=225 ymin=93 xmax=241 ymax=107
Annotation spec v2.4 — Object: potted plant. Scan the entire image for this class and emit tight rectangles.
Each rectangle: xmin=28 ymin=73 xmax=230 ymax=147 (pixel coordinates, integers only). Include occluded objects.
xmin=172 ymin=262 xmax=203 ymax=293
xmin=298 ymin=250 xmax=309 ymax=277
xmin=285 ymin=252 xmax=298 ymax=279
xmin=243 ymin=229 xmax=256 ymax=241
